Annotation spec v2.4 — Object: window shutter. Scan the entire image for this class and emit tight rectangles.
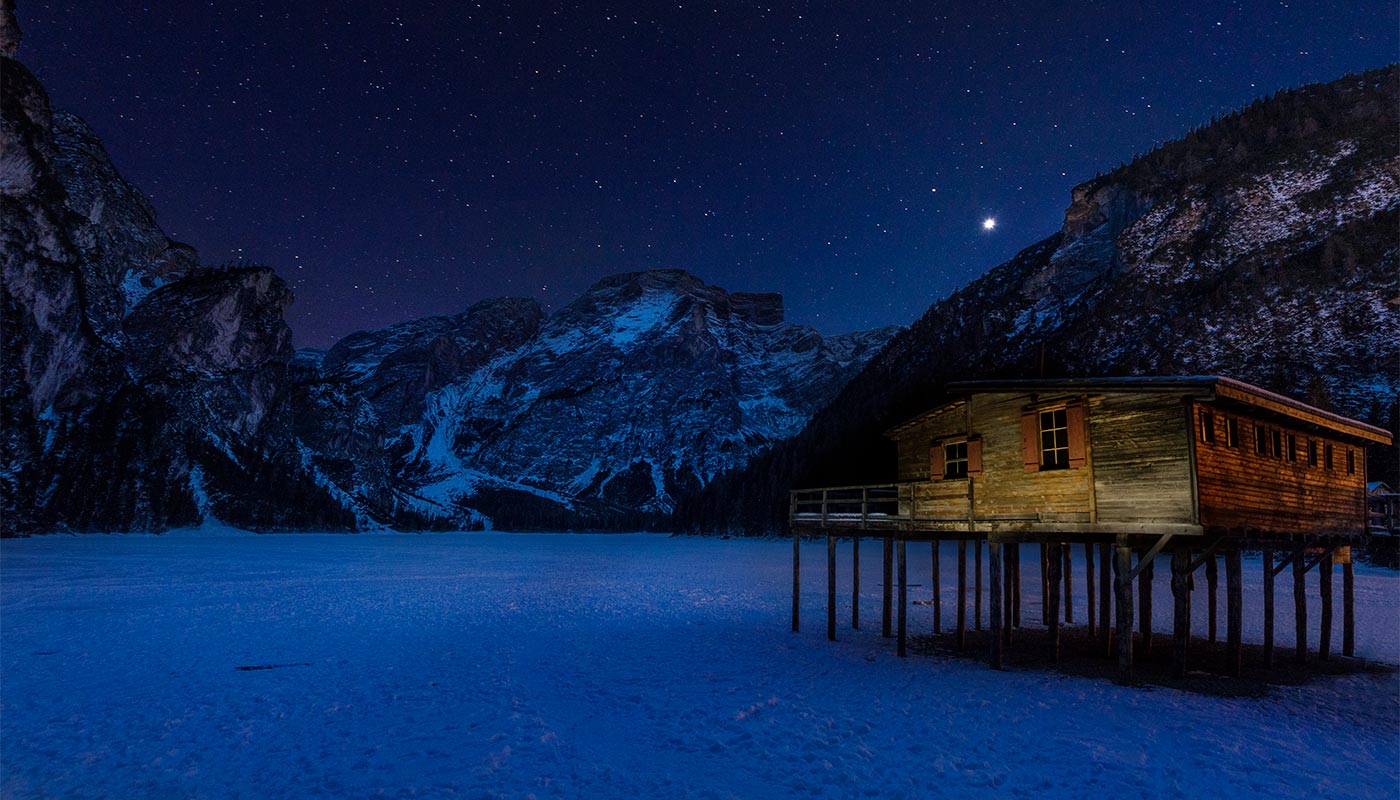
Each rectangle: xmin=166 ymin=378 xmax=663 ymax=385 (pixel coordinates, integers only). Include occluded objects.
xmin=1066 ymin=403 xmax=1087 ymax=468
xmin=1021 ymin=410 xmax=1039 ymax=472
xmin=929 ymin=443 xmax=945 ymax=481
xmin=967 ymin=437 xmax=983 ymax=477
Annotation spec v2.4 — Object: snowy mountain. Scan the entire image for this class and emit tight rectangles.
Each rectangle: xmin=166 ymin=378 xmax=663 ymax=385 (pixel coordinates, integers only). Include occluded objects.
xmin=294 ymin=270 xmax=896 ymax=529
xmin=679 ymin=65 xmax=1400 ymax=534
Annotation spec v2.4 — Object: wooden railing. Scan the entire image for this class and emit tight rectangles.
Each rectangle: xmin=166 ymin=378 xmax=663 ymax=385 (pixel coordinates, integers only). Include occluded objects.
xmin=789 ymin=484 xmax=905 ymax=525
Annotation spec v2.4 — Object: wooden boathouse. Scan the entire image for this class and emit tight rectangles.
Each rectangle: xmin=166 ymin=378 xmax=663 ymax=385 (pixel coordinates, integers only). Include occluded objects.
xmin=788 ymin=376 xmax=1393 ymax=682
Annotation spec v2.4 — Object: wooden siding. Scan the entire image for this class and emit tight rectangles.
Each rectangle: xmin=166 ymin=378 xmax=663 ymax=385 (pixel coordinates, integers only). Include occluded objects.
xmin=911 ymin=479 xmax=970 ymax=520
xmin=1194 ymin=401 xmax=1368 ymax=535
xmin=894 ymin=405 xmax=967 ymax=482
xmin=1090 ymin=392 xmax=1195 ymax=524
xmin=969 ymin=392 xmax=1093 ymax=522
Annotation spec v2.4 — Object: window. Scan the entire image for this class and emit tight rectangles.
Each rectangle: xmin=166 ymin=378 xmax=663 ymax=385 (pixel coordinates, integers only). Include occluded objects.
xmin=1254 ymin=424 xmax=1268 ymax=456
xmin=1308 ymin=440 xmax=1319 ymax=467
xmin=1288 ymin=434 xmax=1298 ymax=462
xmin=1325 ymin=443 xmax=1334 ymax=470
xmin=943 ymin=440 xmax=968 ymax=479
xmin=1199 ymin=411 xmax=1215 ymax=444
xmin=1271 ymin=430 xmax=1284 ymax=459
xmin=1225 ymin=418 xmax=1240 ymax=448
xmin=1347 ymin=449 xmax=1356 ymax=475
xmin=1040 ymin=408 xmax=1070 ymax=470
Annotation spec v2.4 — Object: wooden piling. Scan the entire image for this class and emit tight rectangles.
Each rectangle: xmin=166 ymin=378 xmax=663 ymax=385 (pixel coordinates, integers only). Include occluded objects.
xmin=1262 ymin=548 xmax=1275 ymax=669
xmin=1138 ymin=556 xmax=1154 ymax=657
xmin=932 ymin=541 xmax=942 ymax=634
xmin=1206 ymin=554 xmax=1218 ymax=645
xmin=897 ymin=539 xmax=908 ymax=658
xmin=851 ymin=536 xmax=860 ymax=630
xmin=792 ymin=532 xmax=800 ymax=633
xmin=1226 ymin=548 xmax=1242 ymax=677
xmin=989 ymin=541 xmax=1003 ymax=669
xmin=1085 ymin=543 xmax=1096 ymax=638
xmin=974 ymin=539 xmax=983 ymax=631
xmin=1293 ymin=543 xmax=1307 ymax=664
xmin=1063 ymin=544 xmax=1073 ymax=624
xmin=1114 ymin=544 xmax=1134 ymax=684
xmin=1343 ymin=555 xmax=1355 ymax=658
xmin=957 ymin=539 xmax=967 ymax=649
xmin=1171 ymin=548 xmax=1190 ymax=678
xmin=1003 ymin=543 xmax=1013 ymax=643
xmin=1039 ymin=544 xmax=1049 ymax=623
xmin=882 ymin=537 xmax=893 ymax=638
xmin=1011 ymin=543 xmax=1022 ymax=630
xmin=1319 ymin=550 xmax=1333 ymax=662
xmin=827 ymin=535 xmax=837 ymax=642
xmin=1046 ymin=542 xmax=1062 ymax=662
xmin=1099 ymin=543 xmax=1112 ymax=655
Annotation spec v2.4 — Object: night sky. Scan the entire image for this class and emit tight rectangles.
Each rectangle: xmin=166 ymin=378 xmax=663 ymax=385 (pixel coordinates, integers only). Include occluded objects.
xmin=17 ymin=1 xmax=1397 ymax=348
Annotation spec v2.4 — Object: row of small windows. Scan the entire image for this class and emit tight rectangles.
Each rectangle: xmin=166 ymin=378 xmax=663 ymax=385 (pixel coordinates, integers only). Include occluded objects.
xmin=1198 ymin=411 xmax=1356 ymax=474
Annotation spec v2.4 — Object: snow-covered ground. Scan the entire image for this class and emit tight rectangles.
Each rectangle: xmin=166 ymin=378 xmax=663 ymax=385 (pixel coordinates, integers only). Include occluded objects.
xmin=2 ymin=533 xmax=1396 ymax=799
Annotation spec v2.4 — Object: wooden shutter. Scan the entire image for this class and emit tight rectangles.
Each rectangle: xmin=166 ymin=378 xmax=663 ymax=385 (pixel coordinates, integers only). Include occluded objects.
xmin=1066 ymin=403 xmax=1087 ymax=468
xmin=967 ymin=437 xmax=983 ymax=477
xmin=929 ymin=443 xmax=945 ymax=481
xmin=1021 ymin=410 xmax=1039 ymax=472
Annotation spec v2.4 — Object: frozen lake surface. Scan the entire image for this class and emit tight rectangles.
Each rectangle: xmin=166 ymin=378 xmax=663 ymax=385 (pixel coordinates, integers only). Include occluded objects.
xmin=2 ymin=532 xmax=1397 ymax=798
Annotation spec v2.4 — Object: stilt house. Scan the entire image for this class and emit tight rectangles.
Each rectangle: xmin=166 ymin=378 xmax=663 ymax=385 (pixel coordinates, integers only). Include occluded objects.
xmin=788 ymin=376 xmax=1393 ymax=682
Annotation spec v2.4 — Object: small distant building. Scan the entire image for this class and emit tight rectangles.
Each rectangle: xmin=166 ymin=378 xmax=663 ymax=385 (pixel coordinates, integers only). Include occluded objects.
xmin=789 ymin=376 xmax=1394 ymax=682
xmin=1369 ymin=481 xmax=1400 ymax=535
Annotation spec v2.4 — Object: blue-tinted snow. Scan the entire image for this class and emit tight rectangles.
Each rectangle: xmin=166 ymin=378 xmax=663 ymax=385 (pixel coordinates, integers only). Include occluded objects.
xmin=2 ymin=534 xmax=1396 ymax=798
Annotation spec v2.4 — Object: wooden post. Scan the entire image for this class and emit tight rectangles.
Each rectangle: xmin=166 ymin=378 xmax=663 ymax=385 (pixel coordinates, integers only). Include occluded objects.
xmin=1343 ymin=556 xmax=1355 ymax=658
xmin=1063 ymin=544 xmax=1074 ymax=624
xmin=792 ymin=532 xmax=800 ymax=633
xmin=1262 ymin=547 xmax=1275 ymax=669
xmin=957 ymin=539 xmax=967 ymax=649
xmin=1046 ymin=542 xmax=1062 ymax=662
xmin=1319 ymin=550 xmax=1333 ymax=662
xmin=1138 ymin=555 xmax=1154 ymax=657
xmin=897 ymin=539 xmax=908 ymax=658
xmin=1226 ymin=548 xmax=1242 ymax=677
xmin=1085 ymin=543 xmax=1097 ymax=638
xmin=1099 ymin=543 xmax=1112 ymax=655
xmin=1293 ymin=543 xmax=1307 ymax=664
xmin=1171 ymin=548 xmax=1190 ymax=678
xmin=1114 ymin=544 xmax=1134 ymax=683
xmin=974 ymin=539 xmax=983 ymax=631
xmin=1002 ymin=542 xmax=1014 ymax=644
xmin=1039 ymin=543 xmax=1049 ymax=621
xmin=989 ymin=541 xmax=1003 ymax=669
xmin=1011 ymin=543 xmax=1022 ymax=629
xmin=882 ymin=537 xmax=893 ymax=638
xmin=1206 ymin=554 xmax=1218 ymax=644
xmin=852 ymin=536 xmax=860 ymax=630
xmin=827 ymin=535 xmax=837 ymax=642
xmin=931 ymin=541 xmax=942 ymax=634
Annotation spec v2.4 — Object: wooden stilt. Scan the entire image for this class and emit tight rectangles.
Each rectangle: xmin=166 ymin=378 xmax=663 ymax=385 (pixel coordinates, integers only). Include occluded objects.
xmin=1063 ymin=544 xmax=1073 ymax=624
xmin=1138 ymin=556 xmax=1154 ymax=658
xmin=1293 ymin=543 xmax=1307 ymax=664
xmin=882 ymin=537 xmax=893 ymax=638
xmin=1085 ymin=543 xmax=1097 ymax=638
xmin=1171 ymin=548 xmax=1190 ymax=679
xmin=957 ymin=539 xmax=967 ymax=649
xmin=1099 ymin=543 xmax=1112 ymax=655
xmin=1011 ymin=543 xmax=1022 ymax=629
xmin=931 ymin=541 xmax=942 ymax=634
xmin=1039 ymin=543 xmax=1049 ymax=624
xmin=974 ymin=539 xmax=983 ymax=631
xmin=1226 ymin=548 xmax=1242 ymax=677
xmin=1046 ymin=542 xmax=1062 ymax=662
xmin=827 ymin=535 xmax=837 ymax=642
xmin=792 ymin=533 xmax=800 ymax=633
xmin=1002 ymin=543 xmax=1013 ymax=644
xmin=1263 ymin=548 xmax=1275 ymax=670
xmin=851 ymin=536 xmax=860 ymax=630
xmin=989 ymin=541 xmax=1003 ymax=669
xmin=897 ymin=539 xmax=908 ymax=658
xmin=1319 ymin=551 xmax=1333 ymax=661
xmin=1343 ymin=556 xmax=1355 ymax=658
xmin=1114 ymin=544 xmax=1134 ymax=684
xmin=1206 ymin=554 xmax=1218 ymax=645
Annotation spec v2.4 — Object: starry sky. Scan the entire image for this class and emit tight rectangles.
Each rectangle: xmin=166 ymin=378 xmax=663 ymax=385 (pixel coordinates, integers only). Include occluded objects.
xmin=17 ymin=1 xmax=1398 ymax=348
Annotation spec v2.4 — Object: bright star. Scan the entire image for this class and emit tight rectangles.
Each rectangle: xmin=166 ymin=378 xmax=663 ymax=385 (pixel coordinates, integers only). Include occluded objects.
xmin=982 ymin=217 xmax=997 ymax=231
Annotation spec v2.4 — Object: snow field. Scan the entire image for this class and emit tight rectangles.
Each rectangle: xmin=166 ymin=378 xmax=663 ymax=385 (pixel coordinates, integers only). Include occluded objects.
xmin=1 ymin=533 xmax=1396 ymax=799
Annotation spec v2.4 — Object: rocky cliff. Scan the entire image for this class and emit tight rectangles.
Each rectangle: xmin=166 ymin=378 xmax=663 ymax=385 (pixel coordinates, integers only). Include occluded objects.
xmin=677 ymin=65 xmax=1400 ymax=534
